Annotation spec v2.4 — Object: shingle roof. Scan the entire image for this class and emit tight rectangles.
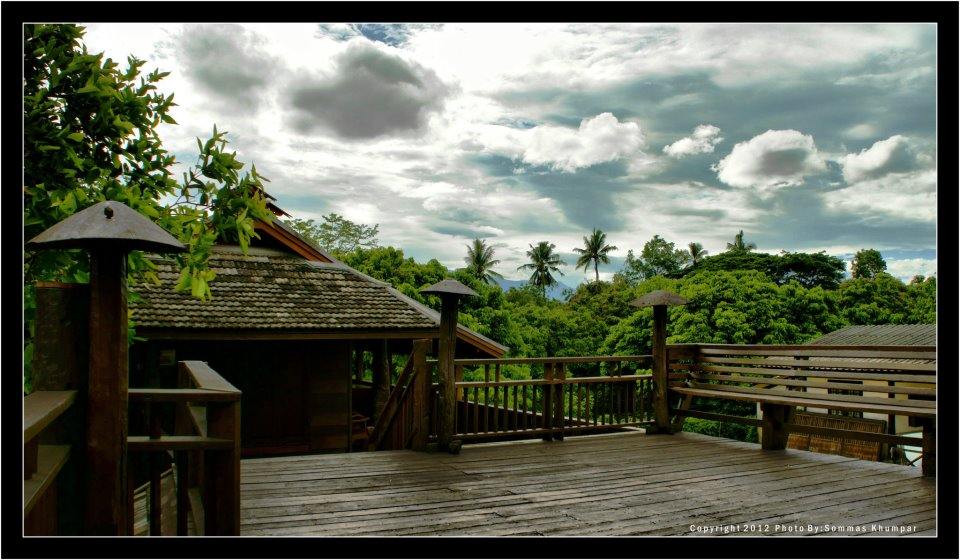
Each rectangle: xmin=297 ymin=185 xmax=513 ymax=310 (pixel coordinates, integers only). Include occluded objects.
xmin=808 ymin=324 xmax=936 ymax=347
xmin=130 ymin=246 xmax=440 ymax=331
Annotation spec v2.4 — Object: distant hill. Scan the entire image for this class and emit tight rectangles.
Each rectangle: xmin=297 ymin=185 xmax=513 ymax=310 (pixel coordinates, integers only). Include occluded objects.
xmin=495 ymin=278 xmax=573 ymax=301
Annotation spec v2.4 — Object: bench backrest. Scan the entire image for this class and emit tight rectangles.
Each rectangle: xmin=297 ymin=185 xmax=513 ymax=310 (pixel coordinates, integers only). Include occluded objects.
xmin=668 ymin=344 xmax=937 ymax=416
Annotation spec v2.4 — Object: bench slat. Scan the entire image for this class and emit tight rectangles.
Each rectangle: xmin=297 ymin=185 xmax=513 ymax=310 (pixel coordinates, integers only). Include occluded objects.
xmin=681 ymin=373 xmax=936 ymax=396
xmin=698 ymin=347 xmax=936 ymax=360
xmin=697 ymin=356 xmax=936 ymax=372
xmin=681 ymin=381 xmax=936 ymax=409
xmin=669 ymin=386 xmax=936 ymax=418
xmin=689 ymin=364 xmax=936 ymax=384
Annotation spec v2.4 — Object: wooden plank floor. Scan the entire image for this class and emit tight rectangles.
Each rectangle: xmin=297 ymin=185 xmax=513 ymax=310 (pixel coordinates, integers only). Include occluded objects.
xmin=239 ymin=431 xmax=936 ymax=536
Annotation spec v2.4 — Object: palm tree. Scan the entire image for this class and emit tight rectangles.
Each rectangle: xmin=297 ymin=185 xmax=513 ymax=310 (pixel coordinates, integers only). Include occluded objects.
xmin=726 ymin=230 xmax=756 ymax=252
xmin=517 ymin=241 xmax=566 ymax=296
xmin=688 ymin=242 xmax=708 ymax=265
xmin=464 ymin=238 xmax=503 ymax=285
xmin=573 ymin=228 xmax=618 ymax=282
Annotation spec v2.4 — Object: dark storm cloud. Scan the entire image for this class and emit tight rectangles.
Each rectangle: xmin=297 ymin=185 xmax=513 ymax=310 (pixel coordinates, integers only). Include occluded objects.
xmin=287 ymin=41 xmax=449 ymax=139
xmin=176 ymin=24 xmax=278 ymax=111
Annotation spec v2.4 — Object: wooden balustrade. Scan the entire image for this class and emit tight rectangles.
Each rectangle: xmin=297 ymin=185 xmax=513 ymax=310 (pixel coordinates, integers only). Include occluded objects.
xmin=24 ymin=390 xmax=79 ymax=535
xmin=369 ymin=339 xmax=435 ymax=451
xmin=436 ymin=356 xmax=654 ymax=442
xmin=126 ymin=361 xmax=241 ymax=535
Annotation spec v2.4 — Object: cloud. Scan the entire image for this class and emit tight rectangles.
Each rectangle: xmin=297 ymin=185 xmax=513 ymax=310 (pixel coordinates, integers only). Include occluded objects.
xmin=663 ymin=124 xmax=723 ymax=158
xmin=714 ymin=130 xmax=827 ymax=189
xmin=474 ymin=112 xmax=645 ymax=173
xmin=838 ymin=135 xmax=926 ymax=183
xmin=174 ymin=24 xmax=278 ymax=111
xmin=822 ymin=168 xmax=936 ymax=222
xmin=287 ymin=40 xmax=450 ymax=139
xmin=885 ymin=257 xmax=937 ymax=281
xmin=843 ymin=123 xmax=878 ymax=140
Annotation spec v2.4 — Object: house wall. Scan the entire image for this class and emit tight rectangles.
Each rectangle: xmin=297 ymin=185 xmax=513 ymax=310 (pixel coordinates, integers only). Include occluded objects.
xmin=131 ymin=339 xmax=352 ymax=456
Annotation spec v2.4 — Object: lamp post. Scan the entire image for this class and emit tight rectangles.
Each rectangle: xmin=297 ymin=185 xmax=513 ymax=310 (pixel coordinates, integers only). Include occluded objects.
xmin=420 ymin=279 xmax=477 ymax=454
xmin=630 ymin=290 xmax=688 ymax=434
xmin=27 ymin=201 xmax=186 ymax=535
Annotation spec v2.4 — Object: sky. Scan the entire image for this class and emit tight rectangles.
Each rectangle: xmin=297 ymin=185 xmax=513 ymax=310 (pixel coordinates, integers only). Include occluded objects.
xmin=81 ymin=23 xmax=938 ymax=284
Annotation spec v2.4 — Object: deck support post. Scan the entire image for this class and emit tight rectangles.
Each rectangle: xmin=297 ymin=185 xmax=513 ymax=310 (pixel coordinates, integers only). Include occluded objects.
xmin=371 ymin=340 xmax=390 ymax=423
xmin=921 ymin=419 xmax=935 ymax=477
xmin=630 ymin=291 xmax=688 ymax=436
xmin=437 ymin=294 xmax=461 ymax=453
xmin=84 ymin=248 xmax=129 ymax=535
xmin=760 ymin=403 xmax=793 ymax=450
xmin=649 ymin=304 xmax=671 ymax=434
xmin=542 ymin=363 xmax=554 ymax=441
xmin=420 ymin=280 xmax=478 ymax=455
xmin=410 ymin=339 xmax=431 ymax=451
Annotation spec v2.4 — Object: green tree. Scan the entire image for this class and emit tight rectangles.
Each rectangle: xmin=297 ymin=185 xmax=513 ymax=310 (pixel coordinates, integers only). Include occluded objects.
xmin=284 ymin=213 xmax=379 ymax=256
xmin=687 ymin=242 xmax=708 ymax=265
xmin=726 ymin=230 xmax=757 ymax=252
xmin=23 ymin=24 xmax=270 ymax=389
xmin=850 ymin=248 xmax=887 ymax=279
xmin=518 ymin=241 xmax=566 ymax=297
xmin=572 ymin=228 xmax=618 ymax=282
xmin=905 ymin=275 xmax=937 ymax=323
xmin=463 ymin=238 xmax=503 ymax=285
xmin=618 ymin=235 xmax=689 ymax=283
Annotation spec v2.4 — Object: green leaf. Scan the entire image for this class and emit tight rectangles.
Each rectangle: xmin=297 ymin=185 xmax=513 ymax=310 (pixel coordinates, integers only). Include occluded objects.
xmin=67 ymin=132 xmax=85 ymax=142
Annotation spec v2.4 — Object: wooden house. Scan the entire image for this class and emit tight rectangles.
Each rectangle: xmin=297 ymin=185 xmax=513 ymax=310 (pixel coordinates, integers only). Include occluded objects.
xmin=128 ymin=206 xmax=506 ymax=456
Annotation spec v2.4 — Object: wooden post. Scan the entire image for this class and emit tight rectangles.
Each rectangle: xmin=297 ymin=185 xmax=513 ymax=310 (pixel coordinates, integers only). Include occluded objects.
xmin=921 ymin=419 xmax=935 ymax=477
xmin=84 ymin=248 xmax=129 ymax=535
xmin=437 ymin=294 xmax=460 ymax=453
xmin=650 ymin=304 xmax=671 ymax=434
xmin=371 ymin=340 xmax=390 ymax=422
xmin=760 ymin=403 xmax=793 ymax=450
xmin=554 ymin=363 xmax=565 ymax=441
xmin=204 ymin=400 xmax=240 ymax=535
xmin=410 ymin=340 xmax=431 ymax=451
xmin=542 ymin=363 xmax=554 ymax=441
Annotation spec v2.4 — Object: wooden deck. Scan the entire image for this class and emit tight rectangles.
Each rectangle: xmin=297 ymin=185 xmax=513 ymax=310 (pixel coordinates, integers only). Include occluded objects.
xmin=239 ymin=431 xmax=936 ymax=536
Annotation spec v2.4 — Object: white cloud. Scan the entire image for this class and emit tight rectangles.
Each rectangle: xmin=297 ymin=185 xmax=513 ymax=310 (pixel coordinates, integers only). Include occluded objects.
xmin=885 ymin=258 xmax=937 ymax=282
xmin=843 ymin=123 xmax=878 ymax=140
xmin=714 ymin=130 xmax=827 ymax=190
xmin=822 ymin=169 xmax=936 ymax=222
xmin=473 ymin=112 xmax=645 ymax=173
xmin=839 ymin=135 xmax=926 ymax=184
xmin=663 ymin=124 xmax=723 ymax=158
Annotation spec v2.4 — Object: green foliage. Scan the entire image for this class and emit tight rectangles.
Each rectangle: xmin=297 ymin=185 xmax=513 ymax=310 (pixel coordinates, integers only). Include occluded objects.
xmin=726 ymin=229 xmax=757 ymax=252
xmin=517 ymin=241 xmax=566 ymax=297
xmin=618 ymin=235 xmax=689 ymax=283
xmin=463 ymin=238 xmax=503 ymax=285
xmin=851 ymin=248 xmax=887 ymax=279
xmin=572 ymin=228 xmax=618 ymax=282
xmin=687 ymin=242 xmax=708 ymax=265
xmin=682 ymin=417 xmax=758 ymax=443
xmin=284 ymin=213 xmax=379 ymax=257
xmin=682 ymin=250 xmax=846 ymax=290
xmin=23 ymin=24 xmax=271 ymax=390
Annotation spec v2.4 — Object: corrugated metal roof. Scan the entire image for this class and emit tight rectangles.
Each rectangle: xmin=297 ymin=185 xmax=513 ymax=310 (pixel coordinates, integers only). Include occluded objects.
xmin=808 ymin=324 xmax=936 ymax=347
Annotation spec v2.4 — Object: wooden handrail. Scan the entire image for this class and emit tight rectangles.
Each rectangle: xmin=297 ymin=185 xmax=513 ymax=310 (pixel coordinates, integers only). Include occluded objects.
xmin=445 ymin=355 xmax=652 ymax=366
xmin=24 ymin=390 xmax=77 ymax=443
xmin=369 ymin=352 xmax=417 ymax=449
xmin=128 ymin=361 xmax=241 ymax=535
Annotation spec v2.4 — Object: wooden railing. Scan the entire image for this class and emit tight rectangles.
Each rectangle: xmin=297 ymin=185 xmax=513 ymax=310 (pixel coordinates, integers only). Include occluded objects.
xmin=127 ymin=361 xmax=241 ymax=535
xmin=24 ymin=390 xmax=79 ymax=535
xmin=369 ymin=340 xmax=433 ymax=451
xmin=437 ymin=356 xmax=654 ymax=442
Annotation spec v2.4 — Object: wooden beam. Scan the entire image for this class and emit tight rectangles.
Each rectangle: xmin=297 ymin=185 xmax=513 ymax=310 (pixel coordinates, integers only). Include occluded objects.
xmin=127 ymin=436 xmax=234 ymax=451
xmin=84 ymin=248 xmax=128 ymax=535
xmin=760 ymin=403 xmax=792 ymax=450
xmin=649 ymin=305 xmax=671 ymax=434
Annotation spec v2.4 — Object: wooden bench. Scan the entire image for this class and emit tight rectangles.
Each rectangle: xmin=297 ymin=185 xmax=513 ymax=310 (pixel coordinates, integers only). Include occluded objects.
xmin=668 ymin=344 xmax=936 ymax=476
